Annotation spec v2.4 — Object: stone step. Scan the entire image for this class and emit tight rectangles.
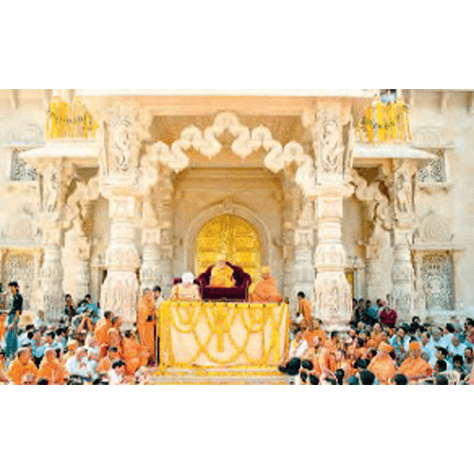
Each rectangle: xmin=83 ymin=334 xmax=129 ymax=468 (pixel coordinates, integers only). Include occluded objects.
xmin=150 ymin=367 xmax=289 ymax=385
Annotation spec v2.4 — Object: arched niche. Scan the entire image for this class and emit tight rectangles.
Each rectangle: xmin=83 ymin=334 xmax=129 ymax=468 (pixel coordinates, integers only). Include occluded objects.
xmin=183 ymin=202 xmax=272 ymax=276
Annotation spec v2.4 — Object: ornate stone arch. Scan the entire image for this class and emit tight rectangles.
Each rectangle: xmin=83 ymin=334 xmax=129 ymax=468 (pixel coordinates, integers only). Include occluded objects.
xmin=145 ymin=111 xmax=317 ymax=197
xmin=183 ymin=200 xmax=272 ymax=273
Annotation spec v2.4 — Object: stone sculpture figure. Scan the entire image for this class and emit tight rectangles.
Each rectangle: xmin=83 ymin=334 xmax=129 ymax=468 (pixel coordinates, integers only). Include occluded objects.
xmin=42 ymin=166 xmax=60 ymax=213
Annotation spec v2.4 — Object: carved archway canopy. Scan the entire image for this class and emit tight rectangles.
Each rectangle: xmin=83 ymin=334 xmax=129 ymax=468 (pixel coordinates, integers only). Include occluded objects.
xmin=146 ymin=112 xmax=316 ymax=197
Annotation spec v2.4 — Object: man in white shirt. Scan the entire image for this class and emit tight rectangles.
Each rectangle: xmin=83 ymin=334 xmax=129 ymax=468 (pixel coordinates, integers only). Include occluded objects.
xmin=447 ymin=335 xmax=467 ymax=360
xmin=439 ymin=324 xmax=456 ymax=348
xmin=431 ymin=328 xmax=445 ymax=349
xmin=86 ymin=349 xmax=99 ymax=377
xmin=66 ymin=347 xmax=89 ymax=379
xmin=278 ymin=328 xmax=308 ymax=383
xmin=430 ymin=346 xmax=453 ymax=371
xmin=107 ymin=359 xmax=126 ymax=385
xmin=420 ymin=332 xmax=437 ymax=361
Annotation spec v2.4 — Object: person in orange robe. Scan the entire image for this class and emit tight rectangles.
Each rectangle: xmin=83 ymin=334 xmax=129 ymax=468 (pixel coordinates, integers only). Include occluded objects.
xmin=320 ymin=331 xmax=341 ymax=377
xmin=249 ymin=267 xmax=283 ymax=303
xmin=305 ymin=336 xmax=323 ymax=377
xmin=399 ymin=342 xmax=433 ymax=382
xmin=0 ymin=349 xmax=8 ymax=384
xmin=296 ymin=292 xmax=312 ymax=324
xmin=95 ymin=310 xmax=113 ymax=357
xmin=96 ymin=346 xmax=119 ymax=374
xmin=7 ymin=347 xmax=38 ymax=385
xmin=38 ymin=348 xmax=68 ymax=385
xmin=369 ymin=323 xmax=384 ymax=349
xmin=122 ymin=330 xmax=149 ymax=376
xmin=368 ymin=342 xmax=397 ymax=385
xmin=313 ymin=318 xmax=327 ymax=347
xmin=136 ymin=289 xmax=156 ymax=362
xmin=0 ymin=313 xmax=6 ymax=344
xmin=108 ymin=317 xmax=123 ymax=358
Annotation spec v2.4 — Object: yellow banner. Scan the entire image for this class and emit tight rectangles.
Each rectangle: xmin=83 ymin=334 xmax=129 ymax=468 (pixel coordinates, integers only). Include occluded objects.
xmin=357 ymin=100 xmax=412 ymax=143
xmin=46 ymin=97 xmax=98 ymax=139
xmin=159 ymin=302 xmax=289 ymax=369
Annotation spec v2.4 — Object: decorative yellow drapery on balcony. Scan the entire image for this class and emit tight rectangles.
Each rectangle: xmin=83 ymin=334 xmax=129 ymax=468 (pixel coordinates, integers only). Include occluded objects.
xmin=46 ymin=96 xmax=98 ymax=139
xmin=357 ymin=99 xmax=412 ymax=143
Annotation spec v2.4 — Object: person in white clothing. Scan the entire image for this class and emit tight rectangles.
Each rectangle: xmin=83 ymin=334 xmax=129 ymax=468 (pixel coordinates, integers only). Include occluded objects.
xmin=447 ymin=335 xmax=467 ymax=360
xmin=107 ymin=359 xmax=126 ymax=385
xmin=278 ymin=328 xmax=308 ymax=382
xmin=66 ymin=348 xmax=89 ymax=379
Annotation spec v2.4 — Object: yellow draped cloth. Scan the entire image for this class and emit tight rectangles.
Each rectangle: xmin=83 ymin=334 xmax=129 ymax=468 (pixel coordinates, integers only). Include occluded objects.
xmin=159 ymin=302 xmax=289 ymax=369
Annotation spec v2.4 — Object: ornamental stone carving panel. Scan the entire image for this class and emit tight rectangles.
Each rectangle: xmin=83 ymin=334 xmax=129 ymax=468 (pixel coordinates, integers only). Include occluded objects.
xmin=418 ymin=158 xmax=447 ymax=184
xmin=421 ymin=253 xmax=454 ymax=311
xmin=41 ymin=166 xmax=60 ymax=213
xmin=317 ymin=223 xmax=342 ymax=241
xmin=101 ymin=271 xmax=138 ymax=324
xmin=4 ymin=253 xmax=35 ymax=311
xmin=395 ymin=163 xmax=412 ymax=215
xmin=318 ymin=198 xmax=343 ymax=220
xmin=105 ymin=243 xmax=140 ymax=269
xmin=107 ymin=110 xmax=150 ymax=175
xmin=109 ymin=197 xmax=138 ymax=220
xmin=321 ymin=120 xmax=344 ymax=174
xmin=416 ymin=211 xmax=452 ymax=244
xmin=11 ymin=149 xmax=37 ymax=181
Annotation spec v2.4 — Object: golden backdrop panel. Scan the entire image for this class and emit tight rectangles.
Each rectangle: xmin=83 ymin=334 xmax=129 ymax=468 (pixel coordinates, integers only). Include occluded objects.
xmin=195 ymin=214 xmax=261 ymax=288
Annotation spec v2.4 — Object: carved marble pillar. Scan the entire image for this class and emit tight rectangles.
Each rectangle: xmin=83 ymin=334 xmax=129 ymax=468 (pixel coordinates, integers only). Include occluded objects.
xmin=0 ymin=248 xmax=3 ymax=282
xmin=311 ymin=101 xmax=354 ymax=329
xmin=391 ymin=159 xmax=417 ymax=321
xmin=365 ymin=223 xmax=392 ymax=301
xmin=140 ymin=196 xmax=161 ymax=291
xmin=412 ymin=251 xmax=426 ymax=316
xmin=32 ymin=250 xmax=43 ymax=311
xmin=40 ymin=223 xmax=64 ymax=322
xmin=98 ymin=107 xmax=156 ymax=325
xmin=154 ymin=172 xmax=174 ymax=298
xmin=281 ymin=183 xmax=296 ymax=307
xmin=352 ymin=256 xmax=365 ymax=300
xmin=293 ymin=199 xmax=315 ymax=302
xmin=314 ymin=187 xmax=352 ymax=328
xmin=451 ymin=250 xmax=465 ymax=312
xmin=75 ymin=236 xmax=91 ymax=298
xmin=100 ymin=194 xmax=140 ymax=325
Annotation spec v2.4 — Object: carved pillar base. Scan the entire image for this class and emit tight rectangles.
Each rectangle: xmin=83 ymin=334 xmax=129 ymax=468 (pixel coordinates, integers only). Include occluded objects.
xmin=315 ymin=271 xmax=352 ymax=330
xmin=101 ymin=270 xmax=138 ymax=325
xmin=100 ymin=195 xmax=140 ymax=326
